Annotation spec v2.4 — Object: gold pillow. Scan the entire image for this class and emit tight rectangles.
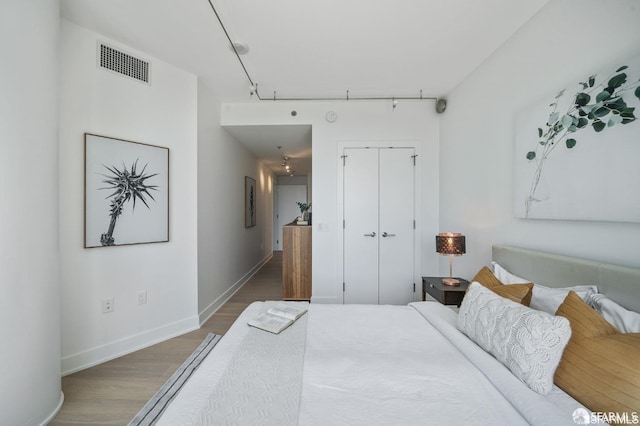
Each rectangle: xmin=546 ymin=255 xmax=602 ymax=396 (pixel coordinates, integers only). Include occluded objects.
xmin=470 ymin=266 xmax=533 ymax=306
xmin=555 ymin=291 xmax=640 ymax=419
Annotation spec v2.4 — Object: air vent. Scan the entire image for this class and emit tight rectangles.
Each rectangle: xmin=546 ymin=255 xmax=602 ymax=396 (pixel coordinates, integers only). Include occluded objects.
xmin=98 ymin=42 xmax=150 ymax=84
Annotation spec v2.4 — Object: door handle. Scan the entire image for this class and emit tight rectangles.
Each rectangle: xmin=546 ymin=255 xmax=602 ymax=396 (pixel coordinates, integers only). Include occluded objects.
xmin=382 ymin=232 xmax=396 ymax=237
xmin=364 ymin=232 xmax=376 ymax=237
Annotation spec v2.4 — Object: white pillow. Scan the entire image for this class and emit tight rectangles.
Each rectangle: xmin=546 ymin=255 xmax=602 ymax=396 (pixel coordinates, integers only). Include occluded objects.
xmin=530 ymin=285 xmax=598 ymax=314
xmin=458 ymin=282 xmax=571 ymax=395
xmin=491 ymin=262 xmax=598 ymax=314
xmin=491 ymin=261 xmax=529 ymax=284
xmin=588 ymin=293 xmax=640 ymax=333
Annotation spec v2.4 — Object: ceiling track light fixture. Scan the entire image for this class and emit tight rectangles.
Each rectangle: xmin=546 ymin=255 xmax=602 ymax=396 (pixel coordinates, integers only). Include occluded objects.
xmin=282 ymin=157 xmax=295 ymax=176
xmin=205 ymin=0 xmax=443 ymax=108
xmin=278 ymin=148 xmax=296 ymax=176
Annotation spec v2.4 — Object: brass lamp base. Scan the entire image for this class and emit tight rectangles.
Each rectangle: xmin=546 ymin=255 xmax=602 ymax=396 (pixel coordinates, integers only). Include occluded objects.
xmin=442 ymin=277 xmax=460 ymax=286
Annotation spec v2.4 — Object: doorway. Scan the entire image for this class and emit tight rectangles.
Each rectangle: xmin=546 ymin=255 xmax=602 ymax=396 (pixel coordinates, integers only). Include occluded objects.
xmin=274 ymin=183 xmax=308 ymax=250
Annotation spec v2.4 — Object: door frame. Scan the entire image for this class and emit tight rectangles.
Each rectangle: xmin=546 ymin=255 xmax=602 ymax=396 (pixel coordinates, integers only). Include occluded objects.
xmin=337 ymin=140 xmax=423 ymax=304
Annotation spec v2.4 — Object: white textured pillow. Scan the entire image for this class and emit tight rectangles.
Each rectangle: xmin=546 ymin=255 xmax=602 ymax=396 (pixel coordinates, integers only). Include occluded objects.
xmin=588 ymin=293 xmax=640 ymax=333
xmin=490 ymin=262 xmax=598 ymax=314
xmin=530 ymin=285 xmax=598 ymax=314
xmin=458 ymin=282 xmax=571 ymax=395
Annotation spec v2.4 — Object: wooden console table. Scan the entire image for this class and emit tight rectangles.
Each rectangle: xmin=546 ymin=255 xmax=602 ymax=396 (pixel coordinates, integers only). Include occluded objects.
xmin=282 ymin=222 xmax=311 ymax=300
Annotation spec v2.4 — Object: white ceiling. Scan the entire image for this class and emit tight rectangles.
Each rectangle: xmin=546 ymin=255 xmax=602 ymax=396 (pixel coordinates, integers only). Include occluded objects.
xmin=60 ymin=0 xmax=550 ymax=175
xmin=224 ymin=125 xmax=312 ymax=176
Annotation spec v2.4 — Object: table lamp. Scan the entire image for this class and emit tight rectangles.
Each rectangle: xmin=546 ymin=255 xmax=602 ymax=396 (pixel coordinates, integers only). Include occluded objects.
xmin=436 ymin=233 xmax=466 ymax=286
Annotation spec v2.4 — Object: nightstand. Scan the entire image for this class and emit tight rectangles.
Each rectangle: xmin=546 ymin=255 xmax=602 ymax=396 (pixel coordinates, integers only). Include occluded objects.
xmin=422 ymin=277 xmax=471 ymax=306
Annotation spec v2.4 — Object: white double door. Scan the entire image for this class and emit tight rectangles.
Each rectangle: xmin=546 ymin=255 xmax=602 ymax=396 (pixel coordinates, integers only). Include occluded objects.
xmin=343 ymin=147 xmax=415 ymax=305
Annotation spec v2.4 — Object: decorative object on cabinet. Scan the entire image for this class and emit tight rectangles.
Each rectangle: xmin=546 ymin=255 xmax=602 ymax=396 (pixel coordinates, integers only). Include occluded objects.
xmin=245 ymin=176 xmax=256 ymax=228
xmin=296 ymin=201 xmax=311 ymax=224
xmin=515 ymin=54 xmax=640 ymax=223
xmin=282 ymin=222 xmax=311 ymax=300
xmin=84 ymin=133 xmax=169 ymax=248
xmin=435 ymin=233 xmax=466 ymax=286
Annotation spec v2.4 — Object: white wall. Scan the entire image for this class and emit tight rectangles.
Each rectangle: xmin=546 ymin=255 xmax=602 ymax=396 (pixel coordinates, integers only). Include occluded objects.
xmin=0 ymin=1 xmax=63 ymax=424
xmin=440 ymin=0 xmax=640 ymax=278
xmin=222 ymin=101 xmax=440 ymax=303
xmin=58 ymin=20 xmax=199 ymax=374
xmin=197 ymin=82 xmax=274 ymax=323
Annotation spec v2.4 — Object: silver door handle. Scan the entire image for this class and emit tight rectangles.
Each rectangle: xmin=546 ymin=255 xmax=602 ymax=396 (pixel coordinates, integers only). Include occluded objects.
xmin=382 ymin=232 xmax=396 ymax=237
xmin=364 ymin=232 xmax=376 ymax=237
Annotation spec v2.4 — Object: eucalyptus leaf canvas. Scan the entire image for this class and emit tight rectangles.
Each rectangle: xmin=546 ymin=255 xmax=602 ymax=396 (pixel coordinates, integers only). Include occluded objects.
xmin=514 ymin=55 xmax=640 ymax=222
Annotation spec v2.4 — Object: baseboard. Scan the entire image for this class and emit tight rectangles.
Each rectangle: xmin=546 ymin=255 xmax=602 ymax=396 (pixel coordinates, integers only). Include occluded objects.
xmin=61 ymin=315 xmax=200 ymax=376
xmin=39 ymin=391 xmax=64 ymax=425
xmin=198 ymin=251 xmax=274 ymax=326
xmin=61 ymin=252 xmax=274 ymax=376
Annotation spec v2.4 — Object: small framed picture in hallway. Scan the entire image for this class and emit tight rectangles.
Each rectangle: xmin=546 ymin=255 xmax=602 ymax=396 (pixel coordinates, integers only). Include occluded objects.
xmin=245 ymin=176 xmax=256 ymax=228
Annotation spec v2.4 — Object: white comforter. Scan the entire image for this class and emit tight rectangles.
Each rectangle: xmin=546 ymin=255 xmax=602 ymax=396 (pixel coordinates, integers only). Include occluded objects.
xmin=158 ymin=302 xmax=586 ymax=425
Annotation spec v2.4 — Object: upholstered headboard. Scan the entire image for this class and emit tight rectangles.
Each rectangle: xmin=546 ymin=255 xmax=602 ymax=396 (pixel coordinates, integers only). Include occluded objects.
xmin=492 ymin=245 xmax=640 ymax=313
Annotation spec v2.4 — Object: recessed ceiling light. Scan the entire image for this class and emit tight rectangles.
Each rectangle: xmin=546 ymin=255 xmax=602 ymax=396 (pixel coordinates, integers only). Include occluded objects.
xmin=230 ymin=41 xmax=249 ymax=55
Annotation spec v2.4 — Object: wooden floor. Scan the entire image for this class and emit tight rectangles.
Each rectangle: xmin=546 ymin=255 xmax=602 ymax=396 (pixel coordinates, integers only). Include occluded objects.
xmin=51 ymin=252 xmax=283 ymax=425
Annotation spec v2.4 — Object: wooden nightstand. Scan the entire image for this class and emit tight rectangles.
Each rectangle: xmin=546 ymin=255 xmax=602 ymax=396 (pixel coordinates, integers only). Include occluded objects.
xmin=422 ymin=277 xmax=471 ymax=306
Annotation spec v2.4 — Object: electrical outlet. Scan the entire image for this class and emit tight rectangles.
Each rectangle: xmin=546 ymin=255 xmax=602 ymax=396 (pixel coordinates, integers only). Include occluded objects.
xmin=137 ymin=290 xmax=147 ymax=305
xmin=102 ymin=297 xmax=114 ymax=314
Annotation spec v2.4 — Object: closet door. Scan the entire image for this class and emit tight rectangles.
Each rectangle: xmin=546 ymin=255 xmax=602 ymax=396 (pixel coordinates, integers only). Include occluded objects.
xmin=378 ymin=148 xmax=415 ymax=305
xmin=342 ymin=147 xmax=415 ymax=305
xmin=343 ymin=148 xmax=379 ymax=304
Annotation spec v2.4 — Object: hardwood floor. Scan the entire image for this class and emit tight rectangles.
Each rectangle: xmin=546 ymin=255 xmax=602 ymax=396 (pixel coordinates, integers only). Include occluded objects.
xmin=51 ymin=252 xmax=283 ymax=425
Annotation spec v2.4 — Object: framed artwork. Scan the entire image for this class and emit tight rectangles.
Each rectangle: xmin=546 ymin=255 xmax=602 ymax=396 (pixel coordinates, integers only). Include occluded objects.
xmin=245 ymin=176 xmax=256 ymax=228
xmin=514 ymin=55 xmax=640 ymax=223
xmin=84 ymin=133 xmax=169 ymax=248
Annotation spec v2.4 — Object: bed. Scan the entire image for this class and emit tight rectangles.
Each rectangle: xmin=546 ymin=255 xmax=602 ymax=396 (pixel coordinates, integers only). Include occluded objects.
xmin=150 ymin=245 xmax=640 ymax=425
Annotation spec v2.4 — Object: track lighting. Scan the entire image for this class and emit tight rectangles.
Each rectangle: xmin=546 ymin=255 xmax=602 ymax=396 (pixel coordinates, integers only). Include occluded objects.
xmin=280 ymin=154 xmax=295 ymax=176
xmin=206 ymin=1 xmax=440 ymax=104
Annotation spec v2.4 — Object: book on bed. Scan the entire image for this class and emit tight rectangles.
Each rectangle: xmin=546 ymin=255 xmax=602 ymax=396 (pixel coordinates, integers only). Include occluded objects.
xmin=247 ymin=303 xmax=308 ymax=334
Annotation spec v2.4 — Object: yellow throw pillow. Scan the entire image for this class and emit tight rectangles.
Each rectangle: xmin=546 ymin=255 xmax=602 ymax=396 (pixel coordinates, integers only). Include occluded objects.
xmin=555 ymin=291 xmax=640 ymax=421
xmin=470 ymin=266 xmax=533 ymax=306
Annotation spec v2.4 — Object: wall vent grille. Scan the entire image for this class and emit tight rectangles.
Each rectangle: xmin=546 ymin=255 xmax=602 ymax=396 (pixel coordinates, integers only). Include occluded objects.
xmin=98 ymin=42 xmax=150 ymax=84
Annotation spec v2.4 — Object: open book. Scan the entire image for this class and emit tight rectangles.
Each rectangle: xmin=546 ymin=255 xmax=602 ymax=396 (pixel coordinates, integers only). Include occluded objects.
xmin=248 ymin=303 xmax=308 ymax=334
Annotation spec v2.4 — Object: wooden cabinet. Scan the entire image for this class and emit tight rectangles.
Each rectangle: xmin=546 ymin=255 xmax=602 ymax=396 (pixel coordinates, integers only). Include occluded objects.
xmin=282 ymin=223 xmax=312 ymax=300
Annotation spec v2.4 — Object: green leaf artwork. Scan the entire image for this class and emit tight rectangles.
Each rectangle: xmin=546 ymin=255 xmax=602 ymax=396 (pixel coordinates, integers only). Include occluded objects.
xmin=524 ymin=63 xmax=640 ymax=217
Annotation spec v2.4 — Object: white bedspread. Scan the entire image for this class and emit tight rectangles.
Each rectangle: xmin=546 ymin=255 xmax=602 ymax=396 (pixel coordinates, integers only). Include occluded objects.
xmin=158 ymin=302 xmax=586 ymax=425
xmin=297 ymin=303 xmax=527 ymax=425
